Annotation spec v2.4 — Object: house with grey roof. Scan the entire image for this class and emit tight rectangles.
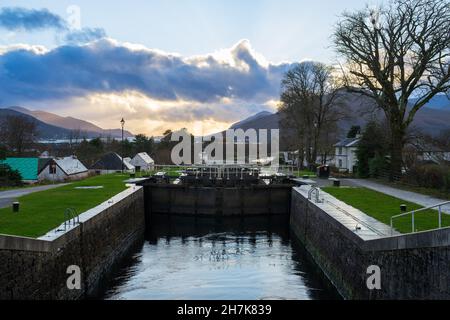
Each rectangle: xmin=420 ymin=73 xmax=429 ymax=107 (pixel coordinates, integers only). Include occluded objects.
xmin=38 ymin=156 xmax=89 ymax=182
xmin=334 ymin=137 xmax=360 ymax=173
xmin=90 ymin=152 xmax=135 ymax=174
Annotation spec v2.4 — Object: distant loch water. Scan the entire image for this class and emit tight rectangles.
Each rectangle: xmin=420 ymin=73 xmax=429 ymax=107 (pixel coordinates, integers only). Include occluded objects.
xmin=100 ymin=215 xmax=340 ymax=300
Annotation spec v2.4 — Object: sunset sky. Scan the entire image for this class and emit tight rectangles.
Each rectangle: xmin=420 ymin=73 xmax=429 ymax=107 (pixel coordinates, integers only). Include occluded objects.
xmin=0 ymin=0 xmax=371 ymax=136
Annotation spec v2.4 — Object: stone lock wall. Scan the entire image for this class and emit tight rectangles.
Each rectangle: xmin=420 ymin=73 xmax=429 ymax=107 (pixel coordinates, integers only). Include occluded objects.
xmin=290 ymin=188 xmax=450 ymax=300
xmin=0 ymin=187 xmax=145 ymax=300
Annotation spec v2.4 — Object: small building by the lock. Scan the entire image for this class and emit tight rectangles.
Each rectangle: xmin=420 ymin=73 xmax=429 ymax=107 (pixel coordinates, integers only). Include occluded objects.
xmin=130 ymin=152 xmax=154 ymax=172
xmin=90 ymin=152 xmax=135 ymax=174
xmin=38 ymin=156 xmax=89 ymax=182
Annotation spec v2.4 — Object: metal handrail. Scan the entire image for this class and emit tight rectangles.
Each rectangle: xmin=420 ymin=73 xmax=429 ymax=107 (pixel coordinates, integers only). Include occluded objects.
xmin=153 ymin=164 xmax=297 ymax=171
xmin=390 ymin=201 xmax=450 ymax=235
xmin=63 ymin=208 xmax=79 ymax=231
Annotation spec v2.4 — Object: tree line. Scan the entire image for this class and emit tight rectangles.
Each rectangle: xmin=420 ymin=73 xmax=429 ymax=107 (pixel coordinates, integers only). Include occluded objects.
xmin=278 ymin=0 xmax=449 ymax=180
xmin=0 ymin=114 xmax=172 ymax=167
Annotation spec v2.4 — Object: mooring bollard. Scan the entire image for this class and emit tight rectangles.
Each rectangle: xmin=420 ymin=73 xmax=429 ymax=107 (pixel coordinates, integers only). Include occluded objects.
xmin=12 ymin=202 xmax=20 ymax=213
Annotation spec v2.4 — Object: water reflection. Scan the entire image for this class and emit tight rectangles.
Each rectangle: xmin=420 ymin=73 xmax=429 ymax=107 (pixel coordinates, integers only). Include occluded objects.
xmin=100 ymin=215 xmax=340 ymax=300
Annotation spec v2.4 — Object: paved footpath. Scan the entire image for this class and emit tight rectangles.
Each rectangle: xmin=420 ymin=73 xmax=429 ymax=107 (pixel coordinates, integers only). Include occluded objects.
xmin=0 ymin=184 xmax=69 ymax=209
xmin=347 ymin=179 xmax=450 ymax=214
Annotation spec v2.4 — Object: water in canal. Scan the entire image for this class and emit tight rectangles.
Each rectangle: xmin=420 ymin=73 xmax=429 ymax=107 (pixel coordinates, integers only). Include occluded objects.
xmin=100 ymin=215 xmax=340 ymax=300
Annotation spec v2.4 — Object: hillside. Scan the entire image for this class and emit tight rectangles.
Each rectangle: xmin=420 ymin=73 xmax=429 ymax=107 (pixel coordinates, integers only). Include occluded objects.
xmin=8 ymin=106 xmax=134 ymax=138
xmin=230 ymin=93 xmax=450 ymax=147
xmin=0 ymin=109 xmax=73 ymax=139
xmin=230 ymin=111 xmax=274 ymax=130
xmin=409 ymin=94 xmax=450 ymax=110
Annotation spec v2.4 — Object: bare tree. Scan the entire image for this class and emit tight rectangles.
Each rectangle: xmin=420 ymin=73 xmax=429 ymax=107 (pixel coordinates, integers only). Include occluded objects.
xmin=0 ymin=115 xmax=38 ymax=156
xmin=279 ymin=62 xmax=346 ymax=167
xmin=333 ymin=0 xmax=450 ymax=179
xmin=68 ymin=128 xmax=82 ymax=152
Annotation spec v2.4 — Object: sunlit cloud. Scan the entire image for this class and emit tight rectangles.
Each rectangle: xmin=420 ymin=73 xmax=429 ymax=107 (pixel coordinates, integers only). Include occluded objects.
xmin=0 ymin=36 xmax=294 ymax=135
xmin=0 ymin=6 xmax=296 ymax=136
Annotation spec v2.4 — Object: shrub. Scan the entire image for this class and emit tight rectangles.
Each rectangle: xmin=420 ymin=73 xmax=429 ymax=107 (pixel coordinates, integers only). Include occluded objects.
xmin=406 ymin=164 xmax=450 ymax=191
xmin=0 ymin=164 xmax=23 ymax=187
xmin=369 ymin=155 xmax=388 ymax=178
xmin=356 ymin=121 xmax=388 ymax=178
xmin=444 ymin=171 xmax=450 ymax=191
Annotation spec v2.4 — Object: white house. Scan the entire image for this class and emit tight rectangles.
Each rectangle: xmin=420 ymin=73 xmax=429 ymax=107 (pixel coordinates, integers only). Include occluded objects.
xmin=334 ymin=137 xmax=360 ymax=173
xmin=130 ymin=152 xmax=154 ymax=172
xmin=39 ymin=151 xmax=50 ymax=158
xmin=38 ymin=156 xmax=89 ymax=181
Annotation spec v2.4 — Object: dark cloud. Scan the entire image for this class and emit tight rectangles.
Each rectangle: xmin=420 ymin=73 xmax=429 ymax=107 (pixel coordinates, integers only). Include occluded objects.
xmin=0 ymin=7 xmax=66 ymax=31
xmin=0 ymin=39 xmax=293 ymax=105
xmin=0 ymin=7 xmax=107 ymax=45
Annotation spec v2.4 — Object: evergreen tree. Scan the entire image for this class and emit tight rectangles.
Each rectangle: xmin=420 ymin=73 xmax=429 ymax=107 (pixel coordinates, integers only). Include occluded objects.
xmin=356 ymin=121 xmax=388 ymax=178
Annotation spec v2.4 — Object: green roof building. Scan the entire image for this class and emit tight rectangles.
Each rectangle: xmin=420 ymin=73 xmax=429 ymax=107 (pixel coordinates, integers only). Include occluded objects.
xmin=0 ymin=158 xmax=39 ymax=182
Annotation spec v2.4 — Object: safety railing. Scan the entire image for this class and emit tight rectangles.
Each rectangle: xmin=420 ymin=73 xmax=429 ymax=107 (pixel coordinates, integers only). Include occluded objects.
xmin=308 ymin=187 xmax=321 ymax=203
xmin=390 ymin=201 xmax=450 ymax=235
xmin=64 ymin=208 xmax=80 ymax=231
xmin=151 ymin=164 xmax=297 ymax=177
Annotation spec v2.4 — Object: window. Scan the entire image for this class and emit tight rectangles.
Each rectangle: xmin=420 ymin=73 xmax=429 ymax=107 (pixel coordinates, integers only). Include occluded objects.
xmin=49 ymin=164 xmax=57 ymax=174
xmin=339 ymin=147 xmax=343 ymax=155
xmin=338 ymin=159 xmax=343 ymax=168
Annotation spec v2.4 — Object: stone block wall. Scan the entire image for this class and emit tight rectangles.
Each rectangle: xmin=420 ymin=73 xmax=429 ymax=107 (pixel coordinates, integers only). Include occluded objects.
xmin=290 ymin=188 xmax=450 ymax=300
xmin=0 ymin=187 xmax=145 ymax=300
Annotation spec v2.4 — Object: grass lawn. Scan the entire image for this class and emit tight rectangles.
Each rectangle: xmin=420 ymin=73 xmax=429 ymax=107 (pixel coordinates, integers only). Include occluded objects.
xmin=0 ymin=180 xmax=55 ymax=192
xmin=369 ymin=178 xmax=450 ymax=201
xmin=0 ymin=185 xmax=35 ymax=192
xmin=322 ymin=187 xmax=450 ymax=234
xmin=0 ymin=174 xmax=129 ymax=238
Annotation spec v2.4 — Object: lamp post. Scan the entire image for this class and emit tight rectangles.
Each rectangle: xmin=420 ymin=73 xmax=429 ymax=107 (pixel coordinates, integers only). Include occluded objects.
xmin=120 ymin=118 xmax=125 ymax=174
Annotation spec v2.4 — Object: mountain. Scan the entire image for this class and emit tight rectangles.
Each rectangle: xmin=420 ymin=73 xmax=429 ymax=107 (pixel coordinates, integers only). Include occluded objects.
xmin=8 ymin=106 xmax=134 ymax=138
xmin=0 ymin=108 xmax=73 ymax=139
xmin=230 ymin=93 xmax=450 ymax=147
xmin=410 ymin=94 xmax=450 ymax=110
xmin=230 ymin=111 xmax=274 ymax=129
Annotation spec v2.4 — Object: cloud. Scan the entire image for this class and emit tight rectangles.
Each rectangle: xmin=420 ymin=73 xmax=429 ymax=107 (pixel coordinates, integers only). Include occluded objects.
xmin=46 ymin=91 xmax=278 ymax=136
xmin=0 ymin=7 xmax=66 ymax=31
xmin=64 ymin=28 xmax=107 ymax=44
xmin=0 ymin=7 xmax=107 ymax=45
xmin=0 ymin=38 xmax=293 ymax=105
xmin=0 ymin=12 xmax=293 ymax=135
